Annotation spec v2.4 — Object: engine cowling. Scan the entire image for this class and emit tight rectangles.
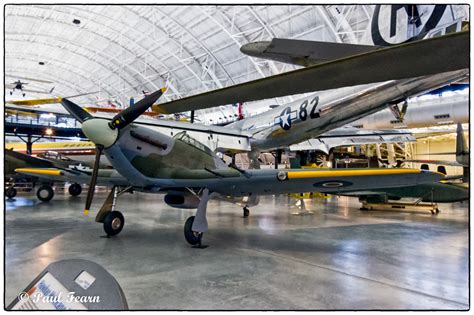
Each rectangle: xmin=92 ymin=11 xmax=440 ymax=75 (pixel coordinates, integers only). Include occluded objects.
xmin=164 ymin=192 xmax=200 ymax=209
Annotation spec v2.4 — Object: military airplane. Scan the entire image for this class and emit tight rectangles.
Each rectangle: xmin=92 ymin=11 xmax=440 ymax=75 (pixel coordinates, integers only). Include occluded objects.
xmin=56 ymin=88 xmax=445 ymax=246
xmin=5 ymin=149 xmax=119 ymax=201
xmin=344 ymin=123 xmax=470 ymax=209
xmin=8 ymin=8 xmax=469 ymax=245
xmin=6 ymin=77 xmax=55 ymax=97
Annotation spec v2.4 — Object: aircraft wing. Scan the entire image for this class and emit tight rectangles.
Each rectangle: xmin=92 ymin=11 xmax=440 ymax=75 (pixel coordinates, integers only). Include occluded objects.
xmin=402 ymin=159 xmax=464 ymax=167
xmin=289 ymin=127 xmax=415 ymax=154
xmin=153 ymin=31 xmax=468 ymax=114
xmin=147 ymin=168 xmax=443 ymax=197
xmin=240 ymin=38 xmax=380 ymax=66
xmin=14 ymin=167 xmax=129 ymax=186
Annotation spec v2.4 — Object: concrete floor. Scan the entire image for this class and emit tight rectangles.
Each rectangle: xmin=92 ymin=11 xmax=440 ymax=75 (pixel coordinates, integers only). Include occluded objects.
xmin=5 ymin=190 xmax=469 ymax=310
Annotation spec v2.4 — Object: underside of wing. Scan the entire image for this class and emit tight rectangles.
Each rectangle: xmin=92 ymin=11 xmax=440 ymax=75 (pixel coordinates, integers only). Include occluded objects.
xmin=289 ymin=128 xmax=415 ymax=154
xmin=153 ymin=31 xmax=468 ymax=114
xmin=240 ymin=38 xmax=380 ymax=67
xmin=15 ymin=168 xmax=128 ymax=186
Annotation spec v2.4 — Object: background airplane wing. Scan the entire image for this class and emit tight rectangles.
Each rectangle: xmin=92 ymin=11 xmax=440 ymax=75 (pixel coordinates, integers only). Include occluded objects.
xmin=240 ymin=38 xmax=380 ymax=66
xmin=153 ymin=31 xmax=468 ymax=114
xmin=289 ymin=128 xmax=415 ymax=153
xmin=15 ymin=167 xmax=129 ymax=186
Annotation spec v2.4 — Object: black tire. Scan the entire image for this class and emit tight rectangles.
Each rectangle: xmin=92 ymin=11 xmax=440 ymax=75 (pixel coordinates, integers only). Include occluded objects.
xmin=103 ymin=211 xmax=125 ymax=236
xmin=243 ymin=207 xmax=250 ymax=217
xmin=37 ymin=186 xmax=54 ymax=202
xmin=184 ymin=216 xmax=201 ymax=245
xmin=6 ymin=187 xmax=17 ymax=199
xmin=68 ymin=183 xmax=82 ymax=196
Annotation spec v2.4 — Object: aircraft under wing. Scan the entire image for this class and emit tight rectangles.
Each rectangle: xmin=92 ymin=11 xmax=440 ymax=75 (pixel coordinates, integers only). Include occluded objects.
xmin=240 ymin=38 xmax=380 ymax=67
xmin=289 ymin=127 xmax=415 ymax=154
xmin=15 ymin=167 xmax=129 ymax=186
xmin=153 ymin=31 xmax=469 ymax=114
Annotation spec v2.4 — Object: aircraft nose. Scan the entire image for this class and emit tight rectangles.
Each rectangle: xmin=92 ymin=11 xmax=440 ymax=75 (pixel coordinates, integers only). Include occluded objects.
xmin=240 ymin=41 xmax=271 ymax=57
xmin=82 ymin=118 xmax=119 ymax=148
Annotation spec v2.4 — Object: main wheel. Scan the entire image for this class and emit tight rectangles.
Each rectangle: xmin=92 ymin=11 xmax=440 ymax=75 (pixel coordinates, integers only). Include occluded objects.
xmin=37 ymin=185 xmax=54 ymax=202
xmin=103 ymin=211 xmax=125 ymax=236
xmin=184 ymin=216 xmax=202 ymax=245
xmin=6 ymin=187 xmax=17 ymax=199
xmin=68 ymin=183 xmax=82 ymax=196
xmin=243 ymin=206 xmax=250 ymax=217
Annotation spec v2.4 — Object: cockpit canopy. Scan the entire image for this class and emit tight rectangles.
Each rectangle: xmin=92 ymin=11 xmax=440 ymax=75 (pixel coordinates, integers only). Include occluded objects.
xmin=38 ymin=151 xmax=74 ymax=162
xmin=173 ymin=131 xmax=213 ymax=155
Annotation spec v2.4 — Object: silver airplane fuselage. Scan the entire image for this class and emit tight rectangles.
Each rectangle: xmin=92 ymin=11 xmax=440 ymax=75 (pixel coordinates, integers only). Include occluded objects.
xmin=226 ymin=69 xmax=468 ymax=151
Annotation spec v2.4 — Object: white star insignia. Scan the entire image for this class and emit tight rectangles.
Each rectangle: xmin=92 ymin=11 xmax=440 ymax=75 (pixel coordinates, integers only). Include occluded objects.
xmin=281 ymin=112 xmax=291 ymax=128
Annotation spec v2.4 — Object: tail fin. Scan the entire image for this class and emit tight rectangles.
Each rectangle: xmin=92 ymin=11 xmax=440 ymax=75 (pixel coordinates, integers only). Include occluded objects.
xmin=362 ymin=5 xmax=467 ymax=46
xmin=456 ymin=123 xmax=469 ymax=166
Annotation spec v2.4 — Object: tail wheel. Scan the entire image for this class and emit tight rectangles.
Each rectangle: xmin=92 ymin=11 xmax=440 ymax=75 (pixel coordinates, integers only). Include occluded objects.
xmin=184 ymin=216 xmax=201 ymax=245
xmin=68 ymin=183 xmax=82 ymax=196
xmin=103 ymin=211 xmax=125 ymax=236
xmin=37 ymin=185 xmax=54 ymax=202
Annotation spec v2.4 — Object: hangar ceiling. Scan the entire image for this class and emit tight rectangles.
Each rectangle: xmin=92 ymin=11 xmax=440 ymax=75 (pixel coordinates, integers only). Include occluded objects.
xmin=5 ymin=5 xmax=374 ymax=112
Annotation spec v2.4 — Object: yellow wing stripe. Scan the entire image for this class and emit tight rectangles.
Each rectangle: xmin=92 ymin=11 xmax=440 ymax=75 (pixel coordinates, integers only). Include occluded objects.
xmin=15 ymin=168 xmax=63 ymax=177
xmin=287 ymin=169 xmax=421 ymax=179
xmin=6 ymin=141 xmax=95 ymax=151
xmin=7 ymin=97 xmax=63 ymax=106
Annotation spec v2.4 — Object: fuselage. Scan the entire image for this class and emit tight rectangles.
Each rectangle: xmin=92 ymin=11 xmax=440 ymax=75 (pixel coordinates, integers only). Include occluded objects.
xmin=96 ymin=69 xmax=466 ymax=155
xmin=226 ymin=69 xmax=468 ymax=151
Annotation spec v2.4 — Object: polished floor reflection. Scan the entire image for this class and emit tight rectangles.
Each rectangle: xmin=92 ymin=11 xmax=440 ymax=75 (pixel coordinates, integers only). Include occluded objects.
xmin=5 ymin=190 xmax=469 ymax=310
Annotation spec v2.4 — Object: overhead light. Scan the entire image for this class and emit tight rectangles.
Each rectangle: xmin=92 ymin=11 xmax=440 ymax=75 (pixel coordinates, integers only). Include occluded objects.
xmin=73 ymin=19 xmax=81 ymax=25
xmin=45 ymin=128 xmax=53 ymax=136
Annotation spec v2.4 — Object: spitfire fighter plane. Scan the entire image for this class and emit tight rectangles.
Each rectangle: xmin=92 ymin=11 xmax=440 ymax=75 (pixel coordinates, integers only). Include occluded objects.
xmin=14 ymin=12 xmax=468 ymax=245
xmin=58 ymin=87 xmax=443 ymax=246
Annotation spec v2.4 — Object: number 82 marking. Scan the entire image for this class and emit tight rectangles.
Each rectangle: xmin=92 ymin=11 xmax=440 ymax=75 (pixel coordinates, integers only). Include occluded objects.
xmin=298 ymin=96 xmax=320 ymax=121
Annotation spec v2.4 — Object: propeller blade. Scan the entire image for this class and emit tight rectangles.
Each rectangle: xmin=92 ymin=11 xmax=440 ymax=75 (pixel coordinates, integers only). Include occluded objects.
xmin=84 ymin=146 xmax=103 ymax=216
xmin=109 ymin=87 xmax=166 ymax=129
xmin=61 ymin=98 xmax=93 ymax=123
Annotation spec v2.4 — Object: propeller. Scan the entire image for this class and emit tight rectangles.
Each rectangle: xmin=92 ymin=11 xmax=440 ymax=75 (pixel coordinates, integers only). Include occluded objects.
xmin=60 ymin=87 xmax=166 ymax=215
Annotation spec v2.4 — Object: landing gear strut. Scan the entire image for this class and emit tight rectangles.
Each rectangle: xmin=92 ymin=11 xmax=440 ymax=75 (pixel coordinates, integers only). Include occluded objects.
xmin=243 ymin=206 xmax=250 ymax=217
xmin=37 ymin=185 xmax=54 ymax=202
xmin=184 ymin=188 xmax=214 ymax=248
xmin=95 ymin=186 xmax=132 ymax=237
